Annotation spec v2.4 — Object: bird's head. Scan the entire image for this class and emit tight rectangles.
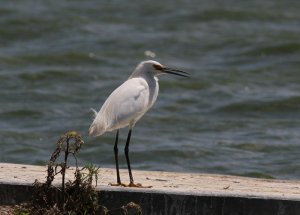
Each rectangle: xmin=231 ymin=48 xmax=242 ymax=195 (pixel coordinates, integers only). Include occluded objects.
xmin=130 ymin=60 xmax=190 ymax=79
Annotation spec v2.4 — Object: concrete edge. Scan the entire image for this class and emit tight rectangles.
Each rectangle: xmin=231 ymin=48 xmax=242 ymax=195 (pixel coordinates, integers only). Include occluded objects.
xmin=1 ymin=183 xmax=300 ymax=215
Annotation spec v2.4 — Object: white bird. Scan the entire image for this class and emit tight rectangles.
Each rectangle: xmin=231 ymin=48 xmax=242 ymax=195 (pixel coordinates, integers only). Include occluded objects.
xmin=89 ymin=60 xmax=189 ymax=187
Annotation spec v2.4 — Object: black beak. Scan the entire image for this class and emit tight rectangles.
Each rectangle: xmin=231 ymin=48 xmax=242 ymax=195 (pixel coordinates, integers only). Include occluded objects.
xmin=162 ymin=67 xmax=190 ymax=78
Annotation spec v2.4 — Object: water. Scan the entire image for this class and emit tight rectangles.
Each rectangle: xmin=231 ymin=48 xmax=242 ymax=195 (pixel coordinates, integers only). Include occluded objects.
xmin=1 ymin=0 xmax=300 ymax=180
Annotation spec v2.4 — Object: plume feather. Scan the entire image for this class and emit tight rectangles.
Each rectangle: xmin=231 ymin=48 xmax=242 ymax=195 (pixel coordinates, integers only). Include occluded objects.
xmin=90 ymin=108 xmax=98 ymax=118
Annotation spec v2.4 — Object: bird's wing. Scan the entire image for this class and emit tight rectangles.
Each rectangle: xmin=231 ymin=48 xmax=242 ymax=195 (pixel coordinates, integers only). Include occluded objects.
xmin=100 ymin=78 xmax=149 ymax=130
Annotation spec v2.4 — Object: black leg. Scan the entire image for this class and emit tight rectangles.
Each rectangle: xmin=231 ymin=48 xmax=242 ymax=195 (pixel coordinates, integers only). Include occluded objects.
xmin=124 ymin=129 xmax=134 ymax=184
xmin=114 ymin=130 xmax=121 ymax=184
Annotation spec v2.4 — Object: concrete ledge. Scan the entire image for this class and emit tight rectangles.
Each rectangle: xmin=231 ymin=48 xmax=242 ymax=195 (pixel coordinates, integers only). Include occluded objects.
xmin=1 ymin=163 xmax=300 ymax=214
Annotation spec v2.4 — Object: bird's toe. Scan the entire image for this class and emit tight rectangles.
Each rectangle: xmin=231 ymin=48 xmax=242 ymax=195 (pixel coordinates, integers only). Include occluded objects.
xmin=128 ymin=182 xmax=152 ymax=188
xmin=109 ymin=182 xmax=127 ymax=187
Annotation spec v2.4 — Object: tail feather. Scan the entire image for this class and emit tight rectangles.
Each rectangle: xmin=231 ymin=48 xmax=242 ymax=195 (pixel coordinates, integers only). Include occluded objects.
xmin=89 ymin=108 xmax=106 ymax=136
xmin=89 ymin=121 xmax=106 ymax=136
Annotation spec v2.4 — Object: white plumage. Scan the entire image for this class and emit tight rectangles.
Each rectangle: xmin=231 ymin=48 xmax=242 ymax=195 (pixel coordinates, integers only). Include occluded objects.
xmin=89 ymin=60 xmax=189 ymax=187
xmin=89 ymin=60 xmax=160 ymax=136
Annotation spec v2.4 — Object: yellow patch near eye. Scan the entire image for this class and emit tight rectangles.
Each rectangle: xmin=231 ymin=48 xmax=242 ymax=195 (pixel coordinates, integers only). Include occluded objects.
xmin=153 ymin=64 xmax=163 ymax=70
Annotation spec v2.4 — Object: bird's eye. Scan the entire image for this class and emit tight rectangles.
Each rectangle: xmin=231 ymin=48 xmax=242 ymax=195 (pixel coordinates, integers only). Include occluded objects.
xmin=153 ymin=64 xmax=163 ymax=71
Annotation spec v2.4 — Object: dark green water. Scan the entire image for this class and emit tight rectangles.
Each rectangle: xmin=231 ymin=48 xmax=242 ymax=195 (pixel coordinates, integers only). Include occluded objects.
xmin=1 ymin=1 xmax=300 ymax=179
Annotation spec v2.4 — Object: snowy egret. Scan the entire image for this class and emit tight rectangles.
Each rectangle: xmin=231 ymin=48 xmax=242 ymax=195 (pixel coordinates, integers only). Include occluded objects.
xmin=89 ymin=60 xmax=189 ymax=187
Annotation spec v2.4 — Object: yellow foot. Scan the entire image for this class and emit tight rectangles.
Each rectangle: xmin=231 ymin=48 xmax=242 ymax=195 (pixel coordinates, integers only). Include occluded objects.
xmin=109 ymin=182 xmax=127 ymax=187
xmin=128 ymin=182 xmax=152 ymax=188
xmin=109 ymin=182 xmax=152 ymax=188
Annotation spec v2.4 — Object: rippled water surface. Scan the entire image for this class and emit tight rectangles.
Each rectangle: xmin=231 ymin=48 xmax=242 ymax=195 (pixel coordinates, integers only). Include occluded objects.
xmin=1 ymin=0 xmax=300 ymax=179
